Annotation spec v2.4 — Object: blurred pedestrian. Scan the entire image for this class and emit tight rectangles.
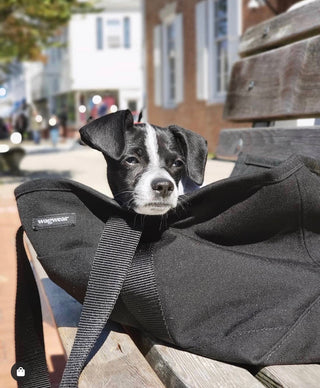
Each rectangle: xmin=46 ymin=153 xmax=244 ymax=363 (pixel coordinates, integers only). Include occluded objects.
xmin=98 ymin=101 xmax=107 ymax=117
xmin=30 ymin=106 xmax=44 ymax=144
xmin=7 ymin=116 xmax=13 ymax=133
xmin=48 ymin=114 xmax=59 ymax=147
xmin=58 ymin=105 xmax=68 ymax=141
xmin=0 ymin=117 xmax=8 ymax=139
xmin=14 ymin=104 xmax=29 ymax=139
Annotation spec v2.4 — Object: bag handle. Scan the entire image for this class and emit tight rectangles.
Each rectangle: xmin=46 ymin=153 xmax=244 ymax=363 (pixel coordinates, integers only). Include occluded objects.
xmin=15 ymin=217 xmax=142 ymax=387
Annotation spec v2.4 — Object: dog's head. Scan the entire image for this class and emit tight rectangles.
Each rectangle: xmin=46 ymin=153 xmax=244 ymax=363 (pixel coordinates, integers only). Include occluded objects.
xmin=80 ymin=110 xmax=207 ymax=215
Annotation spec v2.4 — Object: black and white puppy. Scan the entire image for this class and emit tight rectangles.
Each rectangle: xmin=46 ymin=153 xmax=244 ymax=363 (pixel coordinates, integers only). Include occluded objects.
xmin=80 ymin=110 xmax=207 ymax=215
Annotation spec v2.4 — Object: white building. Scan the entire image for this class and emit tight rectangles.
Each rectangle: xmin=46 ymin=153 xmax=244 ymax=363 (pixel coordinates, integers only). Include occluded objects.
xmin=2 ymin=0 xmax=143 ymax=130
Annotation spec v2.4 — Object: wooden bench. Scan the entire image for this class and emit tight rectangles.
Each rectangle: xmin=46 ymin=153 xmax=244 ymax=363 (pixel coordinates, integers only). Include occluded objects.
xmin=26 ymin=178 xmax=320 ymax=388
xmin=23 ymin=2 xmax=320 ymax=387
xmin=215 ymin=0 xmax=320 ymax=386
xmin=24 ymin=157 xmax=320 ymax=388
xmin=24 ymin=165 xmax=320 ymax=388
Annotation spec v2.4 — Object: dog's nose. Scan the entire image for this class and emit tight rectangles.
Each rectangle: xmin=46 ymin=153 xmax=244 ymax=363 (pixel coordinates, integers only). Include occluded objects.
xmin=151 ymin=179 xmax=174 ymax=197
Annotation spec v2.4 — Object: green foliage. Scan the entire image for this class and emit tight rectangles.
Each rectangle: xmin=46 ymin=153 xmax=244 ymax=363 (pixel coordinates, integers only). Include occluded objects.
xmin=0 ymin=0 xmax=96 ymax=64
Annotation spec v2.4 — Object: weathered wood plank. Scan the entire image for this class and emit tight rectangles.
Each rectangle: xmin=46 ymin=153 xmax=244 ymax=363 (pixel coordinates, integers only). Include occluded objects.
xmin=130 ymin=330 xmax=264 ymax=388
xmin=240 ymin=1 xmax=320 ymax=57
xmin=257 ymin=364 xmax=320 ymax=388
xmin=216 ymin=125 xmax=320 ymax=160
xmin=224 ymin=36 xmax=320 ymax=122
xmin=25 ymin=237 xmax=164 ymax=388
xmin=216 ymin=127 xmax=320 ymax=161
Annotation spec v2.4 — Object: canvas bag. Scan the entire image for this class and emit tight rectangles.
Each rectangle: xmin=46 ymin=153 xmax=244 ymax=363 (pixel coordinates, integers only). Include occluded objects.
xmin=14 ymin=153 xmax=320 ymax=387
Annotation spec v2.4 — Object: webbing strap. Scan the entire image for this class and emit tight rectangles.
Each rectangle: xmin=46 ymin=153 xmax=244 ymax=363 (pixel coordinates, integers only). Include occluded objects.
xmin=15 ymin=217 xmax=142 ymax=387
xmin=60 ymin=217 xmax=142 ymax=387
xmin=15 ymin=226 xmax=51 ymax=388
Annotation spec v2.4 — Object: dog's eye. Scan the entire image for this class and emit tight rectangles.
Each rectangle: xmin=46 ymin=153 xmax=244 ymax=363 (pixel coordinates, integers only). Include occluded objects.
xmin=125 ymin=156 xmax=139 ymax=165
xmin=172 ymin=159 xmax=184 ymax=168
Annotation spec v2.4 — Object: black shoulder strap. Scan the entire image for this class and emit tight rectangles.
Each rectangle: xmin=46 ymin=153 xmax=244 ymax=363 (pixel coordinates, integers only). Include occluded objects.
xmin=15 ymin=226 xmax=51 ymax=388
xmin=15 ymin=217 xmax=142 ymax=387
xmin=60 ymin=217 xmax=141 ymax=386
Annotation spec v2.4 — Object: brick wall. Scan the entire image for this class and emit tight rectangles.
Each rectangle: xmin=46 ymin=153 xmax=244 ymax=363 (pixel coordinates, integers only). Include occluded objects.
xmin=145 ymin=0 xmax=300 ymax=153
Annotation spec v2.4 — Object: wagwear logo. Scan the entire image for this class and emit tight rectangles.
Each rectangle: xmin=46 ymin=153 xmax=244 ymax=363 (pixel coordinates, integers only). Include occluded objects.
xmin=32 ymin=213 xmax=76 ymax=230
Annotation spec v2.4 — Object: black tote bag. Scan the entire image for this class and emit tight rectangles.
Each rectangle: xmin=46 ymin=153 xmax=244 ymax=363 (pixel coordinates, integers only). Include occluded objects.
xmin=14 ymin=154 xmax=320 ymax=386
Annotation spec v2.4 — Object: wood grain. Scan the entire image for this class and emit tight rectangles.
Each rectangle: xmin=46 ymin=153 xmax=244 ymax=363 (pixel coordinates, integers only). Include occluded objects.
xmin=131 ymin=331 xmax=264 ymax=388
xmin=240 ymin=1 xmax=320 ymax=57
xmin=257 ymin=364 xmax=320 ymax=388
xmin=224 ymin=36 xmax=320 ymax=122
xmin=216 ymin=126 xmax=320 ymax=161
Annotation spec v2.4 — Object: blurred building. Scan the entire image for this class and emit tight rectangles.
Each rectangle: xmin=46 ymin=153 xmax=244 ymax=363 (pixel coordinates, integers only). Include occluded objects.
xmin=1 ymin=0 xmax=143 ymax=132
xmin=144 ymin=0 xmax=301 ymax=152
xmin=0 ymin=63 xmax=27 ymax=120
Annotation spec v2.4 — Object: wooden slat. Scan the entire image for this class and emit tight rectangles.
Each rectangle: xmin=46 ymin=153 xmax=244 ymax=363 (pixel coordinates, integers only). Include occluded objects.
xmin=26 ymin=238 xmax=164 ymax=388
xmin=224 ymin=35 xmax=320 ymax=122
xmin=257 ymin=365 xmax=320 ymax=388
xmin=216 ymin=126 xmax=320 ymax=161
xmin=130 ymin=330 xmax=264 ymax=388
xmin=240 ymin=1 xmax=320 ymax=57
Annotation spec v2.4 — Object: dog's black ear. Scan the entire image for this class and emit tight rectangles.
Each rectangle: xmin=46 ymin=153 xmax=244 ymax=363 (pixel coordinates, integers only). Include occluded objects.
xmin=79 ymin=109 xmax=133 ymax=160
xmin=169 ymin=125 xmax=208 ymax=185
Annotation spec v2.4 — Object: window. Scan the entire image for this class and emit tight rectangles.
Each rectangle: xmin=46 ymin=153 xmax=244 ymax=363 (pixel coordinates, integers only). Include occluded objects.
xmin=166 ymin=22 xmax=176 ymax=105
xmin=196 ymin=0 xmax=241 ymax=102
xmin=214 ymin=0 xmax=228 ymax=94
xmin=196 ymin=1 xmax=209 ymax=100
xmin=153 ymin=14 xmax=184 ymax=108
xmin=106 ymin=19 xmax=121 ymax=48
xmin=123 ymin=17 xmax=131 ymax=48
xmin=96 ymin=17 xmax=103 ymax=50
xmin=153 ymin=25 xmax=163 ymax=106
xmin=96 ymin=17 xmax=131 ymax=50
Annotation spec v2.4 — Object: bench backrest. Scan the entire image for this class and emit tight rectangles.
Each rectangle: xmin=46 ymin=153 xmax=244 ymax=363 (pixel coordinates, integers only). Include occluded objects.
xmin=217 ymin=1 xmax=320 ymax=161
xmin=224 ymin=1 xmax=320 ymax=123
